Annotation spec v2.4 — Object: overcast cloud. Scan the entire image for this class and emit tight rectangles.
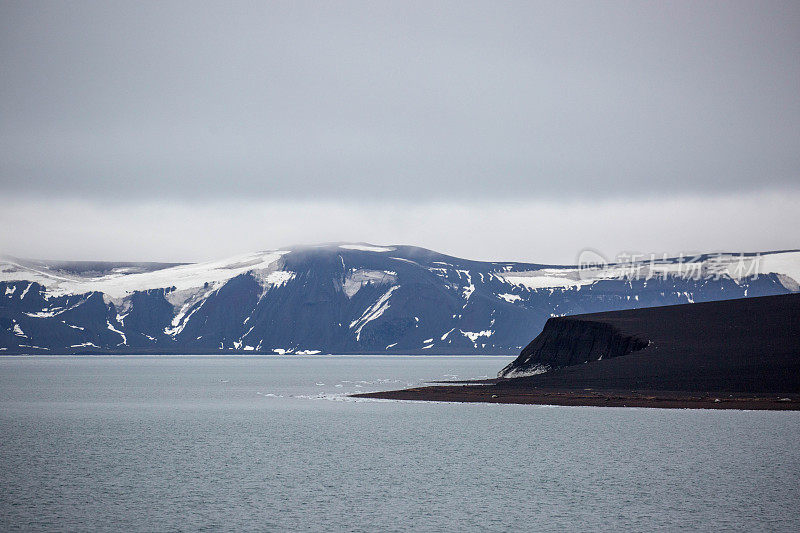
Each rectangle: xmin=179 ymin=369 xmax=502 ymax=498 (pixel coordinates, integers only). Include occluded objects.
xmin=1 ymin=1 xmax=798 ymax=261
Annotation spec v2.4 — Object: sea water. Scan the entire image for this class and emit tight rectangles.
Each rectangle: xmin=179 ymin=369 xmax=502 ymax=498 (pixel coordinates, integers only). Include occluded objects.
xmin=1 ymin=355 xmax=799 ymax=532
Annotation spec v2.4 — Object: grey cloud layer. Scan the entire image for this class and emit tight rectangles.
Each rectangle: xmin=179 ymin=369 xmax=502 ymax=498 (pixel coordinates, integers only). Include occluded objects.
xmin=3 ymin=192 xmax=799 ymax=264
xmin=1 ymin=1 xmax=798 ymax=200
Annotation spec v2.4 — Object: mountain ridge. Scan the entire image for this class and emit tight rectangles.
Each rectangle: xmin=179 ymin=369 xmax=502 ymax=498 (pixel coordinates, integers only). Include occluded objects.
xmin=2 ymin=243 xmax=798 ymax=355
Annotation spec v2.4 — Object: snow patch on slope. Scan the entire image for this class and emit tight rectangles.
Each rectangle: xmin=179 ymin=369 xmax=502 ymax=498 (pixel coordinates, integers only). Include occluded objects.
xmin=253 ymin=269 xmax=296 ymax=291
xmin=342 ymin=269 xmax=397 ymax=298
xmin=457 ymin=270 xmax=475 ymax=300
xmin=19 ymin=282 xmax=33 ymax=299
xmin=339 ymin=244 xmax=396 ymax=253
xmin=106 ymin=319 xmax=127 ymax=345
xmin=497 ymin=269 xmax=594 ymax=290
xmin=461 ymin=329 xmax=493 ymax=342
xmin=349 ymin=285 xmax=399 ymax=342
xmin=754 ymin=251 xmax=800 ymax=286
xmin=0 ymin=251 xmax=288 ymax=299
xmin=164 ymin=286 xmax=218 ymax=337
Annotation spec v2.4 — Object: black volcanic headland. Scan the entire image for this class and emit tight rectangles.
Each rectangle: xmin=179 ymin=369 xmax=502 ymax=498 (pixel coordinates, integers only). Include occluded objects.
xmin=355 ymin=294 xmax=800 ymax=409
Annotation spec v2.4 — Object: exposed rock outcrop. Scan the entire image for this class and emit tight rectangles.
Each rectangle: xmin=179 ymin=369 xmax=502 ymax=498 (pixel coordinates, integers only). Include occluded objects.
xmin=494 ymin=293 xmax=800 ymax=394
xmin=499 ymin=317 xmax=649 ymax=377
xmin=358 ymin=294 xmax=800 ymax=406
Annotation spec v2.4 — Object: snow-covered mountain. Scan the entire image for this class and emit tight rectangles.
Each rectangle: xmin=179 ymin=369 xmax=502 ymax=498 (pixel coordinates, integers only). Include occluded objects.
xmin=2 ymin=244 xmax=798 ymax=355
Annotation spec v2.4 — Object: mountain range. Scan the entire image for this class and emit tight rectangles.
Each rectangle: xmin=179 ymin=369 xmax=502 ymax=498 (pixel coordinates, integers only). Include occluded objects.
xmin=2 ymin=243 xmax=798 ymax=355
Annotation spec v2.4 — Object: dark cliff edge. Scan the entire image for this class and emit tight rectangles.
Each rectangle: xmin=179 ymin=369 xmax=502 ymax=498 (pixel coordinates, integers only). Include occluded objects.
xmin=354 ymin=293 xmax=800 ymax=409
xmin=498 ymin=317 xmax=650 ymax=378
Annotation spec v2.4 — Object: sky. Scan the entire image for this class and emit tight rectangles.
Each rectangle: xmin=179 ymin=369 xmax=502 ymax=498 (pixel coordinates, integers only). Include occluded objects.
xmin=2 ymin=1 xmax=798 ymax=264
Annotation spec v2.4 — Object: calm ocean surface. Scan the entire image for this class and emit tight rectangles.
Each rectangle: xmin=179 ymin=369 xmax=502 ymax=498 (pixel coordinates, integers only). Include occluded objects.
xmin=1 ymin=355 xmax=799 ymax=532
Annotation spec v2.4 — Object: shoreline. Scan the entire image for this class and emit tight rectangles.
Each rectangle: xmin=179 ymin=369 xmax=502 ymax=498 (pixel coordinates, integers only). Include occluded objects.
xmin=352 ymin=384 xmax=800 ymax=410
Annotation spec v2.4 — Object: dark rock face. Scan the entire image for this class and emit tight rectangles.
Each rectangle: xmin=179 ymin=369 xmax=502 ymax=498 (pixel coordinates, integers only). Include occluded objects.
xmin=119 ymin=289 xmax=174 ymax=348
xmin=499 ymin=318 xmax=650 ymax=377
xmin=497 ymin=293 xmax=800 ymax=394
xmin=1 ymin=245 xmax=798 ymax=355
